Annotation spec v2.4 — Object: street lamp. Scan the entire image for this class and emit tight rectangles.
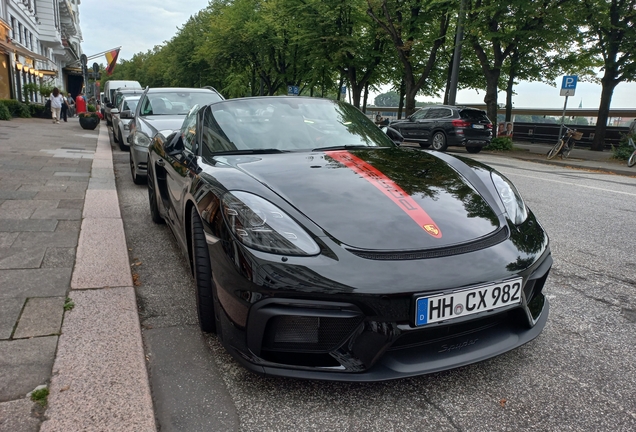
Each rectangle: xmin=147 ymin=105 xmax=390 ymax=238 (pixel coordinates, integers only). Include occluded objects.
xmin=16 ymin=62 xmax=23 ymax=71
xmin=23 ymin=66 xmax=29 ymax=73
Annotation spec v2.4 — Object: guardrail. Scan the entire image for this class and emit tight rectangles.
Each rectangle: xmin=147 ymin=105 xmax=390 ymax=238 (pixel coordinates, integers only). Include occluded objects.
xmin=511 ymin=123 xmax=629 ymax=148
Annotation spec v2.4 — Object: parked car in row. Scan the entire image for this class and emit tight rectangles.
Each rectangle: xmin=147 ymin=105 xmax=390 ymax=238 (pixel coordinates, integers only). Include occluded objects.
xmin=145 ymin=96 xmax=551 ymax=381
xmin=103 ymin=80 xmax=142 ymax=126
xmin=126 ymin=86 xmax=224 ymax=184
xmin=111 ymin=94 xmax=141 ymax=151
xmin=389 ymin=105 xmax=493 ymax=153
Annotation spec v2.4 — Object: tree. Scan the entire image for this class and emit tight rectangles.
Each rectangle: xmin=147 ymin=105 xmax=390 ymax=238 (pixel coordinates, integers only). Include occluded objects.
xmin=580 ymin=0 xmax=636 ymax=150
xmin=373 ymin=90 xmax=400 ymax=106
xmin=367 ymin=0 xmax=452 ymax=115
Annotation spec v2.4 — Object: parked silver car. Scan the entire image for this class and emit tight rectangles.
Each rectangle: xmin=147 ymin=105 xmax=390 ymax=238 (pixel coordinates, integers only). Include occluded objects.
xmin=111 ymin=95 xmax=140 ymax=151
xmin=126 ymin=87 xmax=224 ymax=184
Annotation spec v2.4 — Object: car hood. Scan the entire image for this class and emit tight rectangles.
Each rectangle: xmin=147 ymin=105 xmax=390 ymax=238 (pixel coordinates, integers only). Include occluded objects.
xmin=139 ymin=115 xmax=185 ymax=135
xmin=221 ymin=148 xmax=502 ymax=251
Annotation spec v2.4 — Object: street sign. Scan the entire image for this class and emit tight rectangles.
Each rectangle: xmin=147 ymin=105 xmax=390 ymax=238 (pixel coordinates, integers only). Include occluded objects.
xmin=340 ymin=86 xmax=347 ymax=95
xmin=560 ymin=75 xmax=578 ymax=96
xmin=287 ymin=85 xmax=299 ymax=96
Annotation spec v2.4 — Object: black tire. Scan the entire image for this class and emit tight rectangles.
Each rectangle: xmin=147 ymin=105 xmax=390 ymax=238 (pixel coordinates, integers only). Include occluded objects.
xmin=147 ymin=163 xmax=165 ymax=224
xmin=628 ymin=150 xmax=636 ymax=167
xmin=191 ymin=207 xmax=217 ymax=333
xmin=130 ymin=151 xmax=145 ymax=185
xmin=546 ymin=140 xmax=564 ymax=160
xmin=113 ymin=126 xmax=119 ymax=143
xmin=117 ymin=129 xmax=128 ymax=152
xmin=106 ymin=116 xmax=112 ymax=127
xmin=431 ymin=132 xmax=448 ymax=151
xmin=466 ymin=146 xmax=482 ymax=154
xmin=418 ymin=143 xmax=431 ymax=149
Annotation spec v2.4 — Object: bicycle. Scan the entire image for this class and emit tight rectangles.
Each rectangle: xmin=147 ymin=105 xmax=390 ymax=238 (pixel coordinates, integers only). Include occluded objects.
xmin=627 ymin=135 xmax=636 ymax=167
xmin=547 ymin=126 xmax=583 ymax=160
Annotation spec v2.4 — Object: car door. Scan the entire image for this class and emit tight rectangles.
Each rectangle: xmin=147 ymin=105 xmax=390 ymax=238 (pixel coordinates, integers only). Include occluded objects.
xmin=163 ymin=108 xmax=199 ymax=231
xmin=395 ymin=108 xmax=428 ymax=142
xmin=421 ymin=108 xmax=447 ymax=142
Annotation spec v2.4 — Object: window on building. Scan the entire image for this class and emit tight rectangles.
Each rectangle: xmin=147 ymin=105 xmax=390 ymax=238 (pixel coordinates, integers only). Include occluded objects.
xmin=29 ymin=34 xmax=33 ymax=51
xmin=18 ymin=23 xmax=23 ymax=43
xmin=10 ymin=17 xmax=15 ymax=39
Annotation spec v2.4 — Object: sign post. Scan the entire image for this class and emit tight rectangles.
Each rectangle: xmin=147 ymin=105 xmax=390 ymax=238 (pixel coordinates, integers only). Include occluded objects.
xmin=558 ymin=75 xmax=578 ymax=140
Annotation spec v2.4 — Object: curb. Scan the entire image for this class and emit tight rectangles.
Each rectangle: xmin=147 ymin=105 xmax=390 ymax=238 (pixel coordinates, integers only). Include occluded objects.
xmin=40 ymin=125 xmax=156 ymax=432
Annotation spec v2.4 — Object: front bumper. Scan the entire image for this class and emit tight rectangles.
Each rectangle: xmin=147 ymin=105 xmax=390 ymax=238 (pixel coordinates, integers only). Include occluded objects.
xmin=131 ymin=145 xmax=149 ymax=177
xmin=207 ymin=210 xmax=552 ymax=381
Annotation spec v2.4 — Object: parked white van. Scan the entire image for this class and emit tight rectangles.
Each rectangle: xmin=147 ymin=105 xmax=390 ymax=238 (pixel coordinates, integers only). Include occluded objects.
xmin=103 ymin=80 xmax=141 ymax=125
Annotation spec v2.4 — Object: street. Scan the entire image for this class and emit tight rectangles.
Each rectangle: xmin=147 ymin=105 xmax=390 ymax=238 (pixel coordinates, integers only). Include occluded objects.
xmin=111 ymin=132 xmax=636 ymax=431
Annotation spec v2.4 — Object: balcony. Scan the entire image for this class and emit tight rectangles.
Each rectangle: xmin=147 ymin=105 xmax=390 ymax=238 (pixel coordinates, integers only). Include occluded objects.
xmin=35 ymin=0 xmax=63 ymax=48
xmin=59 ymin=0 xmax=78 ymax=37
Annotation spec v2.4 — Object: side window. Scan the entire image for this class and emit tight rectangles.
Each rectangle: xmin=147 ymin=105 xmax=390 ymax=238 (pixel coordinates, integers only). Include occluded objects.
xmin=412 ymin=109 xmax=428 ymax=120
xmin=440 ymin=108 xmax=453 ymax=118
xmin=425 ymin=109 xmax=441 ymax=119
xmin=140 ymin=97 xmax=152 ymax=116
xmin=201 ymin=108 xmax=238 ymax=154
xmin=180 ymin=108 xmax=198 ymax=152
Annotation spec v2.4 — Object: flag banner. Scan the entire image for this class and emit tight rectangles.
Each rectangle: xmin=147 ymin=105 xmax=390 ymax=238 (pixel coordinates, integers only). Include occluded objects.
xmin=105 ymin=49 xmax=120 ymax=75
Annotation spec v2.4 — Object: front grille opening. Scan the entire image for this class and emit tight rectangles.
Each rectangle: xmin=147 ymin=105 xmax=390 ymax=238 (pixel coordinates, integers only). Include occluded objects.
xmin=262 ymin=315 xmax=363 ymax=353
xmin=260 ymin=351 xmax=341 ymax=368
xmin=389 ymin=313 xmax=510 ymax=351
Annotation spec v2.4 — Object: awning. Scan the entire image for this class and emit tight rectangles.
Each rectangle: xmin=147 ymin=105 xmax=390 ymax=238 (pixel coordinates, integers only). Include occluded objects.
xmin=0 ymin=40 xmax=49 ymax=62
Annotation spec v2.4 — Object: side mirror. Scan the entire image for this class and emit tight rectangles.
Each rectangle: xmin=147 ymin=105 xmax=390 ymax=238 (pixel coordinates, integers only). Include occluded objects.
xmin=382 ymin=126 xmax=404 ymax=145
xmin=110 ymin=108 xmax=119 ymax=115
xmin=120 ymin=110 xmax=134 ymax=119
xmin=166 ymin=134 xmax=184 ymax=155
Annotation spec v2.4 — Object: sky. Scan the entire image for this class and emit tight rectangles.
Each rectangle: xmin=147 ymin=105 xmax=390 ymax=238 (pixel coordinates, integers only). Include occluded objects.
xmin=79 ymin=1 xmax=636 ymax=110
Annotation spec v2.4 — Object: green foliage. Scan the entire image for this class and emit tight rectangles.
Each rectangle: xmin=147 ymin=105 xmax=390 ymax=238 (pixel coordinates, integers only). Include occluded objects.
xmin=611 ymin=135 xmax=635 ymax=160
xmin=0 ymin=103 xmax=10 ymax=120
xmin=79 ymin=111 xmax=99 ymax=118
xmin=0 ymin=99 xmax=31 ymax=118
xmin=22 ymin=83 xmax=39 ymax=103
xmin=28 ymin=104 xmax=48 ymax=118
xmin=39 ymin=83 xmax=55 ymax=98
xmin=87 ymin=104 xmax=96 ymax=113
xmin=30 ymin=387 xmax=49 ymax=407
xmin=64 ymin=297 xmax=75 ymax=311
xmin=485 ymin=137 xmax=514 ymax=151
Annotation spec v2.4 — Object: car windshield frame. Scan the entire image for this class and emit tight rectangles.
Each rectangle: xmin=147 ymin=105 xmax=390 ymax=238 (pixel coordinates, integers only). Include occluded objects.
xmin=200 ymin=97 xmax=395 ymax=156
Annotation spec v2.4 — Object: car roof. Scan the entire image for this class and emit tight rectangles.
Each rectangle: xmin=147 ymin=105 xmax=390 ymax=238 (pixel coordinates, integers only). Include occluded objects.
xmin=146 ymin=87 xmax=217 ymax=93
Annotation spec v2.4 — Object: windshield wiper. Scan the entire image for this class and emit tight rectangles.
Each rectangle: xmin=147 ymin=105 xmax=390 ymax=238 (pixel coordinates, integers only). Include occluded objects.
xmin=312 ymin=145 xmax=385 ymax=151
xmin=210 ymin=148 xmax=291 ymax=156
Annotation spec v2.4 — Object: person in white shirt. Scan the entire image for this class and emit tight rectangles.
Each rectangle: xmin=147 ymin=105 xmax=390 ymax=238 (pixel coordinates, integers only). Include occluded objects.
xmin=49 ymin=87 xmax=66 ymax=124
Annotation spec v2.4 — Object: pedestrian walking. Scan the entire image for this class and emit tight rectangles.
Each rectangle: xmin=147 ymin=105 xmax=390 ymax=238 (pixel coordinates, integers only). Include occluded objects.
xmin=60 ymin=94 xmax=70 ymax=122
xmin=67 ymin=93 xmax=76 ymax=117
xmin=49 ymin=88 xmax=65 ymax=124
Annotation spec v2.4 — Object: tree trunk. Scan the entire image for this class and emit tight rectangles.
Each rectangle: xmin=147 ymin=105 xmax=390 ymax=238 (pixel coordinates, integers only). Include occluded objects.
xmin=505 ymin=72 xmax=514 ymax=122
xmin=398 ymin=79 xmax=405 ymax=120
xmin=592 ymin=72 xmax=618 ymax=151
xmin=404 ymin=77 xmax=418 ymax=116
xmin=483 ymin=70 xmax=500 ymax=126
xmin=443 ymin=53 xmax=454 ymax=105
xmin=362 ymin=82 xmax=369 ymax=113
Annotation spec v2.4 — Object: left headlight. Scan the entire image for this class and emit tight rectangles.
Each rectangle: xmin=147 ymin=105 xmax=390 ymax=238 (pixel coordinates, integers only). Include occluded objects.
xmin=133 ymin=132 xmax=151 ymax=147
xmin=222 ymin=191 xmax=320 ymax=256
xmin=491 ymin=171 xmax=528 ymax=225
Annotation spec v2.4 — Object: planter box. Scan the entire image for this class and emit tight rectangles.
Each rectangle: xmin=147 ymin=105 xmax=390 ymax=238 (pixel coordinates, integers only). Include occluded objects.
xmin=79 ymin=115 xmax=100 ymax=130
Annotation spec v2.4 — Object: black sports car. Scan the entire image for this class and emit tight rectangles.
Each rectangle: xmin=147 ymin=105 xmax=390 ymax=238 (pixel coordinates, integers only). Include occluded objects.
xmin=146 ymin=96 xmax=551 ymax=381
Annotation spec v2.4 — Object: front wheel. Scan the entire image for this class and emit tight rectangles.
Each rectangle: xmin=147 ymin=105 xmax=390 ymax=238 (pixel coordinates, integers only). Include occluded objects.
xmin=547 ymin=140 xmax=564 ymax=160
xmin=191 ymin=207 xmax=217 ymax=333
xmin=431 ymin=132 xmax=448 ymax=151
xmin=628 ymin=150 xmax=636 ymax=167
xmin=560 ymin=139 xmax=574 ymax=159
xmin=147 ymin=163 xmax=165 ymax=224
xmin=466 ymin=146 xmax=482 ymax=154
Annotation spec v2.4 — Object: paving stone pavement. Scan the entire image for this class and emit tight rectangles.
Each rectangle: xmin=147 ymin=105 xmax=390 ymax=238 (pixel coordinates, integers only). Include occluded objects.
xmin=0 ymin=117 xmax=96 ymax=431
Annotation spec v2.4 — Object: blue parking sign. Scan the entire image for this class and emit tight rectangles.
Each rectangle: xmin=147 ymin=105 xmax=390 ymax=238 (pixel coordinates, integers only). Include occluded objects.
xmin=560 ymin=75 xmax=577 ymax=96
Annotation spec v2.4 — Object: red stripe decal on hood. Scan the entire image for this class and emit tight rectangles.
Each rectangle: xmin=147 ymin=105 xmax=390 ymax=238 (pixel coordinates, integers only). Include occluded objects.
xmin=325 ymin=150 xmax=442 ymax=238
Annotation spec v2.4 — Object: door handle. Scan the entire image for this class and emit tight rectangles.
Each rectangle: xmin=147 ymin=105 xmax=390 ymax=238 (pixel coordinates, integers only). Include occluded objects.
xmin=157 ymin=159 xmax=165 ymax=167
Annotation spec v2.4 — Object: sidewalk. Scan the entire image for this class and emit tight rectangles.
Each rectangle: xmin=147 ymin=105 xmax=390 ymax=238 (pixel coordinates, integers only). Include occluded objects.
xmin=0 ymin=118 xmax=632 ymax=431
xmin=0 ymin=118 xmax=155 ymax=432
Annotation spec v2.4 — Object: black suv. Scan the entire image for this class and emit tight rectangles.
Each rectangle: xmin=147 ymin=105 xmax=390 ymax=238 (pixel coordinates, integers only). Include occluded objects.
xmin=389 ymin=105 xmax=493 ymax=153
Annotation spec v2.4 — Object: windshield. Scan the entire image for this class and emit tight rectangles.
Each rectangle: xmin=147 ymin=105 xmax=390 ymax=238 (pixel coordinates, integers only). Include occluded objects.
xmin=141 ymin=91 xmax=223 ymax=116
xmin=123 ymin=97 xmax=139 ymax=112
xmin=201 ymin=97 xmax=394 ymax=154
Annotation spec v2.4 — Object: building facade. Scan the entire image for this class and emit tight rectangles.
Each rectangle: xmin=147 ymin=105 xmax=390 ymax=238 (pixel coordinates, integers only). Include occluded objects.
xmin=0 ymin=0 xmax=83 ymax=102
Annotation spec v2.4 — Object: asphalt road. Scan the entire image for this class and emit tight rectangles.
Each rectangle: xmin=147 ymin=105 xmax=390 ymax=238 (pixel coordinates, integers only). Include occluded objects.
xmin=111 ymin=132 xmax=636 ymax=432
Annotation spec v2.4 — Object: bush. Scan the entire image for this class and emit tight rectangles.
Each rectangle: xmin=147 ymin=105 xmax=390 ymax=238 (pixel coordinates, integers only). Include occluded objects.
xmin=484 ymin=136 xmax=514 ymax=151
xmin=28 ymin=103 xmax=48 ymax=118
xmin=611 ymin=134 xmax=635 ymax=160
xmin=0 ymin=103 xmax=10 ymax=120
xmin=87 ymin=104 xmax=96 ymax=113
xmin=0 ymin=99 xmax=31 ymax=118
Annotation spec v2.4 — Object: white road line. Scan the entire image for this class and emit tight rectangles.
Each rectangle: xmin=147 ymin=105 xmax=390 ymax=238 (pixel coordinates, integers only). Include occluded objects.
xmin=497 ymin=170 xmax=636 ymax=197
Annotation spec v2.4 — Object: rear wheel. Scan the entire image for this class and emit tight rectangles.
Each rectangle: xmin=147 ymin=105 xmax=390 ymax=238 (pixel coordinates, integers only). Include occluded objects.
xmin=147 ymin=163 xmax=164 ymax=224
xmin=466 ymin=146 xmax=482 ymax=154
xmin=431 ymin=132 xmax=448 ymax=151
xmin=560 ymin=139 xmax=574 ymax=159
xmin=546 ymin=140 xmax=564 ymax=160
xmin=628 ymin=150 xmax=636 ymax=167
xmin=191 ymin=207 xmax=217 ymax=333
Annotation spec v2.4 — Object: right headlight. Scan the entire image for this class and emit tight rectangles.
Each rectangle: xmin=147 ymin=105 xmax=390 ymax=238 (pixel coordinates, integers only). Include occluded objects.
xmin=133 ymin=132 xmax=151 ymax=147
xmin=491 ymin=171 xmax=528 ymax=225
xmin=222 ymin=191 xmax=320 ymax=256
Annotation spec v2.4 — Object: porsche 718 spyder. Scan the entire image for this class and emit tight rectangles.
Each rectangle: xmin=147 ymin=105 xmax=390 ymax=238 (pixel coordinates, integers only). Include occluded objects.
xmin=146 ymin=96 xmax=551 ymax=381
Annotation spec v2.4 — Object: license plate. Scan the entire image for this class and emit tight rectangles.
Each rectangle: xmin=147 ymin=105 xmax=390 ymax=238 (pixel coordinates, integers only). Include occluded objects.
xmin=415 ymin=278 xmax=523 ymax=326
xmin=472 ymin=124 xmax=485 ymax=129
